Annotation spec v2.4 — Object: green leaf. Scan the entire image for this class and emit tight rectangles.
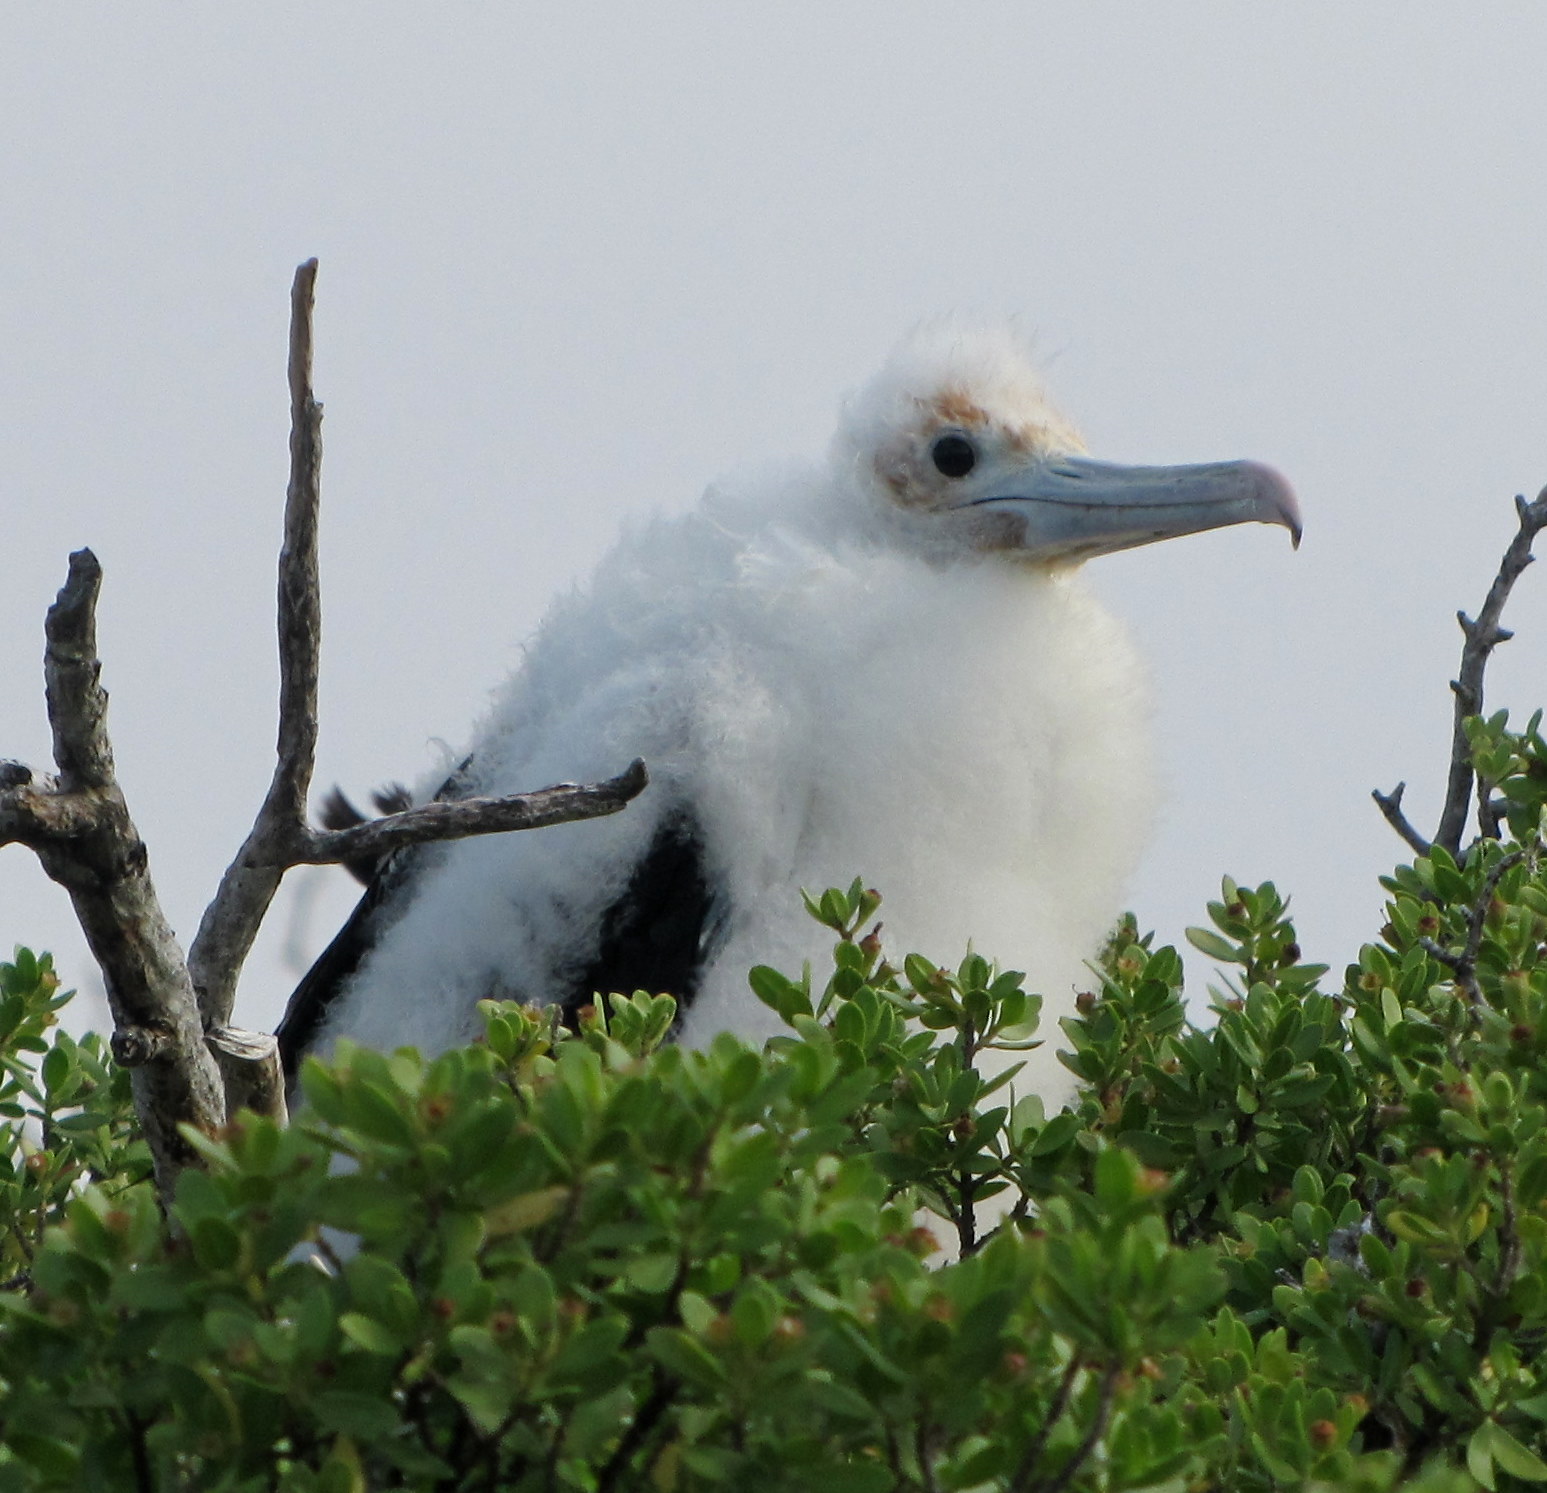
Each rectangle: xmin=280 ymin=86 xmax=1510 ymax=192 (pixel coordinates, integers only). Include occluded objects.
xmin=1381 ymin=987 xmax=1403 ymax=1030
xmin=1469 ymin=1424 xmax=1500 ymax=1491
xmin=339 ymin=1311 xmax=406 ymax=1356
xmin=1489 ymin=1424 xmax=1547 ymax=1481
xmin=312 ymin=1391 xmax=403 ymax=1440
xmin=1186 ymin=927 xmax=1241 ymax=963
xmin=749 ymin=965 xmax=812 ymax=1022
xmin=625 ymin=1253 xmax=679 ymax=1293
xmin=40 ymin=1045 xmax=70 ymax=1095
xmin=647 ymin=1326 xmax=726 ymax=1387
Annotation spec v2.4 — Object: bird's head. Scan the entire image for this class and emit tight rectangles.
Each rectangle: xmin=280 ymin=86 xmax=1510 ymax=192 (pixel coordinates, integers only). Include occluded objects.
xmin=836 ymin=322 xmax=1300 ymax=564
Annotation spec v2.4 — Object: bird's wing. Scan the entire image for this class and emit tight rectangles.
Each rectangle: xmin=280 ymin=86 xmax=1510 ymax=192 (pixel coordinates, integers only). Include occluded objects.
xmin=560 ymin=807 xmax=722 ymax=1031
xmin=275 ymin=757 xmax=476 ymax=1086
xmin=277 ymin=785 xmax=724 ymax=1086
xmin=274 ymin=854 xmax=411 ymax=1087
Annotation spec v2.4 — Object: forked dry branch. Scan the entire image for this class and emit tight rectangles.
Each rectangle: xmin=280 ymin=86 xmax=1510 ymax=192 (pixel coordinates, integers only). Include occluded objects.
xmin=1373 ymin=488 xmax=1547 ymax=861
xmin=0 ymin=261 xmax=648 ymax=1201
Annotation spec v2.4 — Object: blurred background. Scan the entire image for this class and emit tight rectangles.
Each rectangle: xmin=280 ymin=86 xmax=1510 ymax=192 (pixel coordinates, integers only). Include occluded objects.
xmin=3 ymin=5 xmax=1545 ymax=1033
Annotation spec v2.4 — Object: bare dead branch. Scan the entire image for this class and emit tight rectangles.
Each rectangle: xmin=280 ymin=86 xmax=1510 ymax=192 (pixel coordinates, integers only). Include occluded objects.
xmin=1479 ymin=790 xmax=1506 ymax=842
xmin=276 ymin=257 xmax=324 ymax=826
xmin=111 ymin=1025 xmax=178 ymax=1066
xmin=188 ymin=260 xmax=323 ymax=1027
xmin=300 ymin=761 xmax=649 ymax=865
xmin=0 ymin=780 xmax=104 ymax=843
xmin=2 ymin=259 xmax=652 ymax=1199
xmin=1370 ymin=782 xmax=1430 ymax=858
xmin=44 ymin=550 xmax=117 ymax=790
xmin=3 ymin=552 xmax=226 ymax=1203
xmin=1376 ymin=488 xmax=1547 ymax=860
xmin=208 ymin=1026 xmax=286 ymax=1123
xmin=1435 ymin=489 xmax=1547 ymax=857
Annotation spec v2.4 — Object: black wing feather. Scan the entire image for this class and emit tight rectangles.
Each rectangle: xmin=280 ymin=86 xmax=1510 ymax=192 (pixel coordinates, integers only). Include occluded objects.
xmin=560 ymin=811 xmax=718 ymax=1028
xmin=277 ymin=758 xmax=476 ymax=1086
xmin=274 ymin=855 xmax=417 ymax=1087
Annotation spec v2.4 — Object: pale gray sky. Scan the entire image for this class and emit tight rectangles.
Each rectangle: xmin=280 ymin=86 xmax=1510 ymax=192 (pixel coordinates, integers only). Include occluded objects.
xmin=4 ymin=6 xmax=1546 ymax=1034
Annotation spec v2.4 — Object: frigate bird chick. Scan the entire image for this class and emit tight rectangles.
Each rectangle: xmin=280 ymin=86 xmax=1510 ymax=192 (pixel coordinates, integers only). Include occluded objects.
xmin=277 ymin=323 xmax=1299 ymax=1103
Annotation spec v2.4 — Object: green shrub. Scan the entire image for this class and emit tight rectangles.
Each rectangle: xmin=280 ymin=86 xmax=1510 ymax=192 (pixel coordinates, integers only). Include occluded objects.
xmin=8 ymin=706 xmax=1547 ymax=1486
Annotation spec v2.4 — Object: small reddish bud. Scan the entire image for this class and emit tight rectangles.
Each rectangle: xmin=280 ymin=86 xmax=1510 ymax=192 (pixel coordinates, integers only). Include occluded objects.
xmin=48 ymin=1298 xmax=81 ymax=1328
xmin=490 ymin=1311 xmax=518 ymax=1338
xmin=104 ymin=1209 xmax=132 ymax=1237
xmin=773 ymin=1315 xmax=806 ymax=1343
xmin=1002 ymin=1350 xmax=1029 ymax=1377
xmin=1309 ymin=1419 xmax=1338 ymax=1450
xmin=1405 ymin=1278 xmax=1426 ymax=1298
xmin=1226 ymin=901 xmax=1246 ymax=919
xmin=431 ymin=1296 xmax=456 ymax=1320
xmin=1512 ymin=1024 xmax=1534 ymax=1043
xmin=1417 ymin=915 xmax=1440 ymax=934
xmin=1280 ymin=942 xmax=1301 ymax=965
xmin=925 ymin=1296 xmax=955 ymax=1322
xmin=421 ymin=1095 xmax=452 ymax=1125
xmin=1138 ymin=1357 xmax=1164 ymax=1381
xmin=1075 ymin=990 xmax=1098 ymax=1014
xmin=24 ymin=1152 xmax=49 ymax=1176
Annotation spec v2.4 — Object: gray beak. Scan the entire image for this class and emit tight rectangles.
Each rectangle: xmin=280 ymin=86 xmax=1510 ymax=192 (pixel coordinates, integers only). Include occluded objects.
xmin=962 ymin=455 xmax=1301 ymax=561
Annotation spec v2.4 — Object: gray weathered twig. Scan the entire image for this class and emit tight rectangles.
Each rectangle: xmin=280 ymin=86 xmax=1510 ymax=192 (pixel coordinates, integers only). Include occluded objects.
xmin=188 ymin=260 xmax=324 ymax=1028
xmin=1370 ymin=781 xmax=1430 ymax=858
xmin=1375 ymin=488 xmax=1547 ymax=859
xmin=301 ymin=762 xmax=649 ymax=865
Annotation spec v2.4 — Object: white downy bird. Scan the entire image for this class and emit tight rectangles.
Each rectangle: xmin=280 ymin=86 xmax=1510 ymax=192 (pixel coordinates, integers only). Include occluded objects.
xmin=277 ymin=323 xmax=1298 ymax=1103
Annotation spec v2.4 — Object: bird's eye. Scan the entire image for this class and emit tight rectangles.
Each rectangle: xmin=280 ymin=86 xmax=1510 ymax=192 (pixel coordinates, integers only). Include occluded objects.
xmin=931 ymin=433 xmax=976 ymax=478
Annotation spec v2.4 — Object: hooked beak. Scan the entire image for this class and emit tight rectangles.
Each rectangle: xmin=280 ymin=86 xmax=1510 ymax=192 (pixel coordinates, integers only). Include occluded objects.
xmin=961 ymin=455 xmax=1301 ymax=561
